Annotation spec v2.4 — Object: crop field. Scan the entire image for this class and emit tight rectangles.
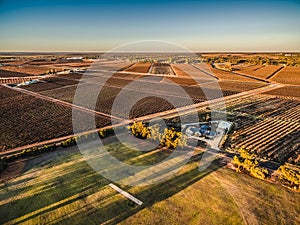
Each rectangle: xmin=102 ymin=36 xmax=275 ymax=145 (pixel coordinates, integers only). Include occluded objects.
xmin=22 ymin=70 xmax=270 ymax=121
xmin=39 ymin=77 xmax=240 ymax=119
xmin=92 ymin=62 xmax=132 ymax=72
xmin=237 ymin=65 xmax=283 ymax=79
xmin=212 ymin=94 xmax=300 ymax=165
xmin=170 ymin=64 xmax=189 ymax=77
xmin=263 ymin=85 xmax=300 ymax=99
xmin=229 ymin=119 xmax=300 ymax=164
xmin=124 ymin=62 xmax=151 ymax=73
xmin=0 ymin=139 xmax=299 ymax=225
xmin=0 ymin=86 xmax=111 ymax=152
xmin=0 ymin=60 xmax=28 ymax=66
xmin=194 ymin=64 xmax=262 ymax=82
xmin=22 ymin=77 xmax=80 ymax=92
xmin=0 ymin=69 xmax=30 ymax=77
xmin=232 ymin=64 xmax=264 ymax=72
xmin=150 ymin=63 xmax=175 ymax=75
xmin=171 ymin=64 xmax=216 ymax=80
xmin=202 ymin=80 xmax=267 ymax=93
xmin=270 ymin=66 xmax=300 ymax=85
xmin=0 ymin=65 xmax=54 ymax=75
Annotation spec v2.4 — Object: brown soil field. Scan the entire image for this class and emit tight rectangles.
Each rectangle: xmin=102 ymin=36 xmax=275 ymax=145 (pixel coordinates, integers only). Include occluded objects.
xmin=171 ymin=64 xmax=189 ymax=77
xmin=52 ymin=62 xmax=93 ymax=67
xmin=0 ymin=60 xmax=28 ymax=66
xmin=202 ymin=80 xmax=266 ymax=92
xmin=22 ymin=77 xmax=80 ymax=92
xmin=0 ymin=86 xmax=111 ymax=152
xmin=150 ymin=63 xmax=175 ymax=75
xmin=0 ymin=69 xmax=30 ymax=77
xmin=262 ymin=85 xmax=300 ymax=99
xmin=125 ymin=62 xmax=152 ymax=73
xmin=40 ymin=79 xmax=238 ymax=119
xmin=172 ymin=64 xmax=216 ymax=80
xmin=270 ymin=66 xmax=300 ymax=85
xmin=195 ymin=64 xmax=261 ymax=82
xmin=239 ymin=65 xmax=283 ymax=79
xmin=0 ymin=65 xmax=53 ymax=75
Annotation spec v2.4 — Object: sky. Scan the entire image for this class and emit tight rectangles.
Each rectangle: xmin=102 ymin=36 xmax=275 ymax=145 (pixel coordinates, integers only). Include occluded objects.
xmin=0 ymin=0 xmax=299 ymax=52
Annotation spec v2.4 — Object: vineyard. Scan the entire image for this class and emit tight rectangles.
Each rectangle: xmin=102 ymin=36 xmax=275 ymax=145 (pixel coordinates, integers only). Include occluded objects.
xmin=39 ymin=75 xmax=241 ymax=119
xmin=213 ymin=94 xmax=300 ymax=165
xmin=237 ymin=65 xmax=283 ymax=79
xmin=0 ymin=86 xmax=111 ymax=152
xmin=124 ymin=62 xmax=151 ymax=73
xmin=0 ymin=69 xmax=29 ymax=77
xmin=0 ymin=65 xmax=55 ymax=75
xmin=263 ymin=85 xmax=300 ymax=99
xmin=194 ymin=63 xmax=261 ymax=82
xmin=22 ymin=77 xmax=80 ymax=92
xmin=270 ymin=66 xmax=300 ymax=85
xmin=171 ymin=64 xmax=216 ymax=80
xmin=150 ymin=63 xmax=175 ymax=75
xmin=229 ymin=119 xmax=300 ymax=164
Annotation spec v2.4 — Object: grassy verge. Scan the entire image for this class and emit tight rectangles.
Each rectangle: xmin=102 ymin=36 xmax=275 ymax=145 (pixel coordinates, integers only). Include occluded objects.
xmin=0 ymin=141 xmax=299 ymax=225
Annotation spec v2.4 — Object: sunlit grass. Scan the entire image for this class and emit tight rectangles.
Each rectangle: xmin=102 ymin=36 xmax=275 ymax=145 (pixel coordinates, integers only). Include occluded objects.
xmin=0 ymin=142 xmax=299 ymax=225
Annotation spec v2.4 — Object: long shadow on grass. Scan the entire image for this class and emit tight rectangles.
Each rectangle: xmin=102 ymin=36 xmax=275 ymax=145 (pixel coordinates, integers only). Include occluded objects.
xmin=53 ymin=155 xmax=224 ymax=225
xmin=0 ymin=159 xmax=110 ymax=224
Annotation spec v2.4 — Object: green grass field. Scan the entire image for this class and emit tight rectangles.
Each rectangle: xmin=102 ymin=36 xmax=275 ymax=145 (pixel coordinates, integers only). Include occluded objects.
xmin=0 ymin=140 xmax=299 ymax=225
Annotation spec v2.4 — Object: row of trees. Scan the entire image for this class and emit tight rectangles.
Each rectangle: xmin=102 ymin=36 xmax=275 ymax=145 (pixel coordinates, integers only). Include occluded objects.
xmin=277 ymin=166 xmax=300 ymax=190
xmin=128 ymin=122 xmax=187 ymax=149
xmin=232 ymin=149 xmax=269 ymax=180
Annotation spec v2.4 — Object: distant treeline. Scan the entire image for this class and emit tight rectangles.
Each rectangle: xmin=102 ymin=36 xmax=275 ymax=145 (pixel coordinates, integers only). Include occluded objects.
xmin=201 ymin=54 xmax=300 ymax=66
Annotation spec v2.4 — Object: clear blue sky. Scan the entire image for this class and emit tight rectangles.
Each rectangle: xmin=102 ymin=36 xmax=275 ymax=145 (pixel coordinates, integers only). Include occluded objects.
xmin=0 ymin=0 xmax=299 ymax=52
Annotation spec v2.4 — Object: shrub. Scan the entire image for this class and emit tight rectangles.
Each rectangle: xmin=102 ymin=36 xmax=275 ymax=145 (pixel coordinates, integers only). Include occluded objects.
xmin=278 ymin=166 xmax=300 ymax=190
xmin=232 ymin=148 xmax=268 ymax=180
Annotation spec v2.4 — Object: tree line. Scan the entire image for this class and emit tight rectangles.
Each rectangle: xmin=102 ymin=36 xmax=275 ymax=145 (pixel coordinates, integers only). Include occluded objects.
xmin=128 ymin=122 xmax=187 ymax=149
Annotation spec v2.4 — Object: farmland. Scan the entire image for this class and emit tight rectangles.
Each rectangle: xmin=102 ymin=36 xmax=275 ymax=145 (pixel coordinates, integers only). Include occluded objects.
xmin=0 ymin=65 xmax=57 ymax=75
xmin=237 ymin=65 xmax=284 ymax=79
xmin=124 ymin=62 xmax=151 ymax=73
xmin=263 ymin=85 xmax=300 ymax=99
xmin=149 ymin=63 xmax=175 ymax=75
xmin=0 ymin=53 xmax=300 ymax=225
xmin=212 ymin=94 xmax=300 ymax=165
xmin=0 ymin=85 xmax=111 ymax=152
xmin=270 ymin=66 xmax=300 ymax=85
xmin=194 ymin=63 xmax=263 ymax=82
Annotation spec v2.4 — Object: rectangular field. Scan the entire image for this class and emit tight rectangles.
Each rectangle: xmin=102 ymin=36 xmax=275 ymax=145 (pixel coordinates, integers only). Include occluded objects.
xmin=238 ymin=65 xmax=283 ymax=79
xmin=194 ymin=64 xmax=262 ymax=82
xmin=0 ymin=65 xmax=54 ymax=75
xmin=217 ymin=94 xmax=300 ymax=165
xmin=0 ymin=85 xmax=111 ymax=152
xmin=270 ymin=66 xmax=300 ymax=85
xmin=124 ymin=62 xmax=151 ymax=73
xmin=149 ymin=63 xmax=175 ymax=75
xmin=262 ymin=85 xmax=300 ymax=99
xmin=171 ymin=64 xmax=216 ymax=80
